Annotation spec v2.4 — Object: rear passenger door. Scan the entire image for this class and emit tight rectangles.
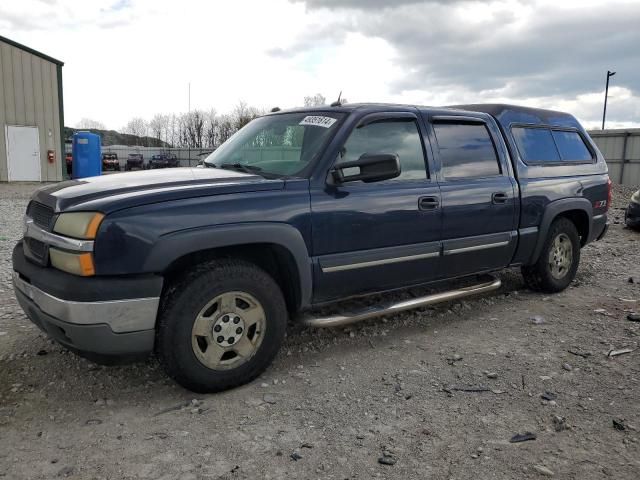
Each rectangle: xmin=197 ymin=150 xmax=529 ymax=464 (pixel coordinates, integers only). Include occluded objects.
xmin=427 ymin=115 xmax=518 ymax=277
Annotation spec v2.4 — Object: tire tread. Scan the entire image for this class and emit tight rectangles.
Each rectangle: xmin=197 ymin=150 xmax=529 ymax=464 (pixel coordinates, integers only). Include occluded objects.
xmin=521 ymin=217 xmax=580 ymax=293
xmin=156 ymin=258 xmax=287 ymax=393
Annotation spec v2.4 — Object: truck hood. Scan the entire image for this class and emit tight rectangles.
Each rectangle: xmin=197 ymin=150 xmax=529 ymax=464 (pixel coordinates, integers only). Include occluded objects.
xmin=33 ymin=168 xmax=285 ymax=213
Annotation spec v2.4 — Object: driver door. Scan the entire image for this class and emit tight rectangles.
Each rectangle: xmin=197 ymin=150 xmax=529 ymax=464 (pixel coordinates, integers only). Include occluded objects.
xmin=310 ymin=112 xmax=442 ymax=302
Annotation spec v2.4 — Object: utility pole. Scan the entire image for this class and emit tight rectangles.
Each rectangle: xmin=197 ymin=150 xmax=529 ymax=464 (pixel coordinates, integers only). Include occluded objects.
xmin=602 ymin=70 xmax=616 ymax=130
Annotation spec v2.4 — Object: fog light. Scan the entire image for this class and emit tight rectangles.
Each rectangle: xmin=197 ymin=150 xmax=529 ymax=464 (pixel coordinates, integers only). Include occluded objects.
xmin=49 ymin=248 xmax=95 ymax=276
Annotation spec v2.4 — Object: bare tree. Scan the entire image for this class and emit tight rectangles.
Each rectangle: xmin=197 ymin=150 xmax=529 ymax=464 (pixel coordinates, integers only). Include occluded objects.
xmin=232 ymin=101 xmax=261 ymax=131
xmin=181 ymin=110 xmax=205 ymax=148
xmin=149 ymin=114 xmax=170 ymax=144
xmin=193 ymin=111 xmax=205 ymax=148
xmin=204 ymin=109 xmax=219 ymax=149
xmin=122 ymin=118 xmax=148 ymax=145
xmin=217 ymin=114 xmax=236 ymax=145
xmin=76 ymin=118 xmax=106 ymax=130
xmin=303 ymin=93 xmax=326 ymax=107
xmin=118 ymin=101 xmax=265 ymax=149
xmin=177 ymin=114 xmax=188 ymax=148
xmin=166 ymin=114 xmax=179 ymax=147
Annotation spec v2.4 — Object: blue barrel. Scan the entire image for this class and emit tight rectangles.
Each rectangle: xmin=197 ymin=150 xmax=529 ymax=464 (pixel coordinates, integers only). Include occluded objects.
xmin=72 ymin=132 xmax=101 ymax=178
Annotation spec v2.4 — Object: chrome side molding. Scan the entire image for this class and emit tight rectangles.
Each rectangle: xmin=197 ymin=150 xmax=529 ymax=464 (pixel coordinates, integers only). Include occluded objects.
xmin=301 ymin=275 xmax=501 ymax=328
xmin=321 ymin=251 xmax=440 ymax=273
xmin=443 ymin=240 xmax=510 ymax=256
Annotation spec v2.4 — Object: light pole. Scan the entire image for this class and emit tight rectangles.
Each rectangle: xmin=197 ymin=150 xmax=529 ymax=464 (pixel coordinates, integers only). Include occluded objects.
xmin=188 ymin=82 xmax=191 ymax=166
xmin=602 ymin=70 xmax=616 ymax=130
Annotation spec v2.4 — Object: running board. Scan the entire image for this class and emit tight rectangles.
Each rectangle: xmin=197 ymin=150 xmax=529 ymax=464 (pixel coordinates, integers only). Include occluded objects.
xmin=301 ymin=275 xmax=501 ymax=328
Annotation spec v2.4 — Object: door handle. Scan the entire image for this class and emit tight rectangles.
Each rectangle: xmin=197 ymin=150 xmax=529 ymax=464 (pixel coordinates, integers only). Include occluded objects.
xmin=492 ymin=192 xmax=508 ymax=204
xmin=419 ymin=196 xmax=439 ymax=210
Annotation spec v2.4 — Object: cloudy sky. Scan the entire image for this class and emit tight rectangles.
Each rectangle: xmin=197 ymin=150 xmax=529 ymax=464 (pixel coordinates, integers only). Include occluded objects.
xmin=2 ymin=0 xmax=639 ymax=130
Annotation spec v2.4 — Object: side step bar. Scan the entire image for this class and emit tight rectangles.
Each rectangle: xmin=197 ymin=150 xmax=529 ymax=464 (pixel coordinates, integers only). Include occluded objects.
xmin=301 ymin=275 xmax=501 ymax=328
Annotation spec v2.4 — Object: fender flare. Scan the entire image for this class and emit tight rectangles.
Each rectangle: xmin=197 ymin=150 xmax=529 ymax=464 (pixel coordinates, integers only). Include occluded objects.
xmin=144 ymin=223 xmax=313 ymax=308
xmin=530 ymin=198 xmax=593 ymax=263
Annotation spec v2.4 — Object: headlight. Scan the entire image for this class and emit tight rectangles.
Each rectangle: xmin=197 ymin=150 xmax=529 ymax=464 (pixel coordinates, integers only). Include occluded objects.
xmin=49 ymin=248 xmax=95 ymax=276
xmin=53 ymin=212 xmax=104 ymax=239
xmin=632 ymin=191 xmax=640 ymax=204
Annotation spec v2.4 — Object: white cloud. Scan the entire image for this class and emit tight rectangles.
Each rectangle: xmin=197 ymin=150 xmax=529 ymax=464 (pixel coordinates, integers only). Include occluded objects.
xmin=1 ymin=0 xmax=638 ymax=129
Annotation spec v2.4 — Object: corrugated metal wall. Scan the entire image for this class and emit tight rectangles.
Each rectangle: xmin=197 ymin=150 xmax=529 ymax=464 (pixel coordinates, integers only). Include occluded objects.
xmin=0 ymin=39 xmax=62 ymax=182
xmin=588 ymin=129 xmax=640 ymax=186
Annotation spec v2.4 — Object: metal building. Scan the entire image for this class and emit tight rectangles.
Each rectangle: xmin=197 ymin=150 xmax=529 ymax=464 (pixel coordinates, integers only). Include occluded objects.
xmin=0 ymin=35 xmax=64 ymax=182
xmin=589 ymin=129 xmax=640 ymax=186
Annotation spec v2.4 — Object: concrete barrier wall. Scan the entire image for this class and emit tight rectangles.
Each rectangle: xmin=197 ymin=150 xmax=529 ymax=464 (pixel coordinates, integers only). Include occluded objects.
xmin=588 ymin=129 xmax=640 ymax=186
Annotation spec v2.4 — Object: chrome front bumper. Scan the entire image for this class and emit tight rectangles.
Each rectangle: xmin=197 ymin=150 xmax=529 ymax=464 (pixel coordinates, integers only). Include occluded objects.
xmin=12 ymin=271 xmax=159 ymax=333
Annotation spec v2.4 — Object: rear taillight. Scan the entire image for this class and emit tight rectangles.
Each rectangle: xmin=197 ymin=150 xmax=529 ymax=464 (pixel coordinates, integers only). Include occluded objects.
xmin=606 ymin=178 xmax=612 ymax=212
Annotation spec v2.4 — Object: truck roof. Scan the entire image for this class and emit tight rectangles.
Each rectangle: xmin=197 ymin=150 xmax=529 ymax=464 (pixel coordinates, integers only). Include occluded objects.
xmin=272 ymin=102 xmax=582 ymax=130
xmin=450 ymin=103 xmax=582 ymax=130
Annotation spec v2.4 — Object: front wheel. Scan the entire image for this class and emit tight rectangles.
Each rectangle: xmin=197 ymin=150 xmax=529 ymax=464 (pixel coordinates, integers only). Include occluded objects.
xmin=521 ymin=217 xmax=580 ymax=293
xmin=156 ymin=259 xmax=288 ymax=393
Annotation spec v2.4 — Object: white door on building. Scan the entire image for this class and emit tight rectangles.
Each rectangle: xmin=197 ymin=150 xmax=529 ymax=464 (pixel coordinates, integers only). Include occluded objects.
xmin=6 ymin=126 xmax=41 ymax=181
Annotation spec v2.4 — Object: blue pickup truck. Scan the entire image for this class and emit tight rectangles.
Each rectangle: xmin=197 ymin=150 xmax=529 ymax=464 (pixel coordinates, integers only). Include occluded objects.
xmin=12 ymin=103 xmax=610 ymax=392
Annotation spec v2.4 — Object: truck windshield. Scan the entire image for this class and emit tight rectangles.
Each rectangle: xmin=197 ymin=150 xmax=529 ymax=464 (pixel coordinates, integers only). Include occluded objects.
xmin=204 ymin=112 xmax=344 ymax=177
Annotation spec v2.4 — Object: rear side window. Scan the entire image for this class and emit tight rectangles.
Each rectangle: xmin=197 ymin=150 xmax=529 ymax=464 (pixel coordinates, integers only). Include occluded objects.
xmin=512 ymin=127 xmax=560 ymax=162
xmin=512 ymin=126 xmax=593 ymax=163
xmin=433 ymin=122 xmax=501 ymax=179
xmin=552 ymin=130 xmax=593 ymax=161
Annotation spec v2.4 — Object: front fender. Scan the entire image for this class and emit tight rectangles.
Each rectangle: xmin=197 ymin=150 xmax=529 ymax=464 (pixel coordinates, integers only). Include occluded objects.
xmin=144 ymin=223 xmax=313 ymax=308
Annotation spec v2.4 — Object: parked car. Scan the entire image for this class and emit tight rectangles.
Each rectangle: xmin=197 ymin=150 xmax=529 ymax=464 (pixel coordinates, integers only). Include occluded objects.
xmin=126 ymin=153 xmax=144 ymax=171
xmin=149 ymin=153 xmax=179 ymax=169
xmin=12 ymin=103 xmax=610 ymax=393
xmin=625 ymin=189 xmax=640 ymax=230
xmin=65 ymin=152 xmax=72 ymax=176
xmin=101 ymin=153 xmax=120 ymax=171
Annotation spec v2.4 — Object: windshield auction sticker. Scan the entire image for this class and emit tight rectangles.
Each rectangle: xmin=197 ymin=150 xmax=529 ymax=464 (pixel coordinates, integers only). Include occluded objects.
xmin=299 ymin=116 xmax=337 ymax=128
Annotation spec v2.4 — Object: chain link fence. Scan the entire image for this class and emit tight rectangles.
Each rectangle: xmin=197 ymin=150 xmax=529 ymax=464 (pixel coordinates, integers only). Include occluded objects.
xmin=64 ymin=144 xmax=214 ymax=169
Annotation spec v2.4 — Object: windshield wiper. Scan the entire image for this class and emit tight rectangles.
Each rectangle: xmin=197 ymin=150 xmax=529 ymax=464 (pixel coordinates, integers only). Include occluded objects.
xmin=218 ymin=163 xmax=263 ymax=174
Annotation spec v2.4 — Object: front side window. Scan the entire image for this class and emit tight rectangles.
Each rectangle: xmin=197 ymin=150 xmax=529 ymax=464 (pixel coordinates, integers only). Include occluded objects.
xmin=204 ymin=112 xmax=344 ymax=177
xmin=433 ymin=122 xmax=501 ymax=179
xmin=339 ymin=119 xmax=427 ymax=181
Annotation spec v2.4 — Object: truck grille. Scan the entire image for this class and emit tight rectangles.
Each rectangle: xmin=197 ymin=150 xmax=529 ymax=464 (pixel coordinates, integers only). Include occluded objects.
xmin=28 ymin=202 xmax=55 ymax=230
xmin=25 ymin=237 xmax=48 ymax=263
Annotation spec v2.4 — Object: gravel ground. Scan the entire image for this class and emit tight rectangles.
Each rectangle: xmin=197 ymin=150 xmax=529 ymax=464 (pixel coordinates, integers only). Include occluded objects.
xmin=0 ymin=182 xmax=639 ymax=480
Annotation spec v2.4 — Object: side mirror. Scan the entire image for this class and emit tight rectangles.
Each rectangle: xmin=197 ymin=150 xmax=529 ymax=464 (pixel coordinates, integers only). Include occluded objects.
xmin=331 ymin=153 xmax=401 ymax=184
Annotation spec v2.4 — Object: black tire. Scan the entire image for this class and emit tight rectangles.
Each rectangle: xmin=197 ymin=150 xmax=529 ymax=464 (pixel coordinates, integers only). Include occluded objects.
xmin=156 ymin=259 xmax=288 ymax=393
xmin=521 ymin=217 xmax=580 ymax=293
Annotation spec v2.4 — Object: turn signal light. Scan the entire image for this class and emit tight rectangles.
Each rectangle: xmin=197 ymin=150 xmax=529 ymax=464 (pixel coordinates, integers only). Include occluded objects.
xmin=49 ymin=248 xmax=95 ymax=276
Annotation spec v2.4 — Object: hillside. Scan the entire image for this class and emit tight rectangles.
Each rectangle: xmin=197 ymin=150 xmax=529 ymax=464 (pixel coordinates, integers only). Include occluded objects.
xmin=63 ymin=127 xmax=171 ymax=148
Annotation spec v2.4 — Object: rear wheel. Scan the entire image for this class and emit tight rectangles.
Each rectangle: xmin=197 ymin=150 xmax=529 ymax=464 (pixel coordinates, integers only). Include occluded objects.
xmin=522 ymin=217 xmax=580 ymax=293
xmin=156 ymin=259 xmax=287 ymax=393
